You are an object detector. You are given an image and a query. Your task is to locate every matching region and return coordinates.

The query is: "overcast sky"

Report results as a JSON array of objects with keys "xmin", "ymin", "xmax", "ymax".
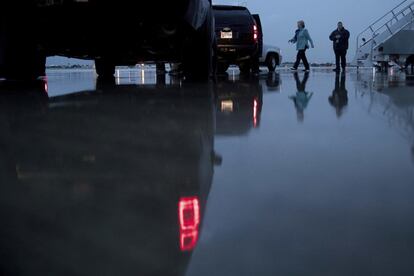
[{"xmin": 213, "ymin": 0, "xmax": 402, "ymax": 62}]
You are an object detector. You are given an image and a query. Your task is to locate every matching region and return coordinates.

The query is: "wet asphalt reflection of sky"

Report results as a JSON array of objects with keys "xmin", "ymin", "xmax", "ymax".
[{"xmin": 190, "ymin": 70, "xmax": 414, "ymax": 276}]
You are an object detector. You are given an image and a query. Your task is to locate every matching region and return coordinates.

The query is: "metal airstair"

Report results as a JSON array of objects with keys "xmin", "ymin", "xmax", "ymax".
[{"xmin": 354, "ymin": 0, "xmax": 414, "ymax": 69}]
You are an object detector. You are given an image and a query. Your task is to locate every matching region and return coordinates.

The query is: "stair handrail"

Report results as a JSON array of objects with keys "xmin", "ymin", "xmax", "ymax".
[
  {"xmin": 360, "ymin": 12, "xmax": 414, "ymax": 68},
  {"xmin": 372, "ymin": 12, "xmax": 414, "ymax": 51},
  {"xmin": 356, "ymin": 0, "xmax": 412, "ymax": 53},
  {"xmin": 371, "ymin": 1, "xmax": 414, "ymax": 43}
]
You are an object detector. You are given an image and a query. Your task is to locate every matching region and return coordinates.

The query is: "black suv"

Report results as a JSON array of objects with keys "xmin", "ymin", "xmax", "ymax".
[
  {"xmin": 213, "ymin": 5, "xmax": 263, "ymax": 74},
  {"xmin": 0, "ymin": 0, "xmax": 214, "ymax": 80}
]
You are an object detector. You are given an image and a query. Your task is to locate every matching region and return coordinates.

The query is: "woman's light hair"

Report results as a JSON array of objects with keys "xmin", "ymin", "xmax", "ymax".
[{"xmin": 298, "ymin": 20, "xmax": 305, "ymax": 28}]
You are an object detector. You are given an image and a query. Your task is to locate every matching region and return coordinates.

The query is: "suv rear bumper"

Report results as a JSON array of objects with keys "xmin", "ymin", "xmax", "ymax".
[{"xmin": 217, "ymin": 44, "xmax": 259, "ymax": 63}]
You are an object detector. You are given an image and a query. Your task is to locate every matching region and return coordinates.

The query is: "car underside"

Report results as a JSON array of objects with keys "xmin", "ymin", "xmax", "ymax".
[{"xmin": 0, "ymin": 0, "xmax": 214, "ymax": 80}]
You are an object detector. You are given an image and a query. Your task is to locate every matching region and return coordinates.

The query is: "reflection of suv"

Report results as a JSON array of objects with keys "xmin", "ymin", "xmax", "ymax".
[
  {"xmin": 0, "ymin": 83, "xmax": 214, "ymax": 274},
  {"xmin": 213, "ymin": 5, "xmax": 263, "ymax": 74},
  {"xmin": 215, "ymin": 76, "xmax": 263, "ymax": 135},
  {"xmin": 0, "ymin": 0, "xmax": 214, "ymax": 80}
]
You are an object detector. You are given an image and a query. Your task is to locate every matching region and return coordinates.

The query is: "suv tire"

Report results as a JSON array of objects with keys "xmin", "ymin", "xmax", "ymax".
[
  {"xmin": 266, "ymin": 53, "xmax": 278, "ymax": 72},
  {"xmin": 239, "ymin": 60, "xmax": 252, "ymax": 74},
  {"xmin": 217, "ymin": 62, "xmax": 229, "ymax": 74},
  {"xmin": 95, "ymin": 58, "xmax": 116, "ymax": 79},
  {"xmin": 0, "ymin": 14, "xmax": 46, "ymax": 80}
]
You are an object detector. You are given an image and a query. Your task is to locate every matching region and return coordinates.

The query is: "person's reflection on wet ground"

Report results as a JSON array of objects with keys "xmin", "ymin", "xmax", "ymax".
[
  {"xmin": 289, "ymin": 72, "xmax": 313, "ymax": 123},
  {"xmin": 329, "ymin": 72, "xmax": 348, "ymax": 118}
]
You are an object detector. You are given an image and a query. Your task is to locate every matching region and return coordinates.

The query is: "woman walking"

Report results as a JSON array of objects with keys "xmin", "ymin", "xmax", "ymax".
[{"xmin": 289, "ymin": 20, "xmax": 314, "ymax": 72}]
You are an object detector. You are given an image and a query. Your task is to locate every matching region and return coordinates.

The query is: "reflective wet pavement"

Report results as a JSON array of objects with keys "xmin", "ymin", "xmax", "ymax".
[{"xmin": 1, "ymin": 68, "xmax": 414, "ymax": 275}]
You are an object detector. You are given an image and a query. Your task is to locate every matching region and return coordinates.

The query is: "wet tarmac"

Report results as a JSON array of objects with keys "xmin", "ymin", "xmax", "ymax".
[{"xmin": 1, "ymin": 68, "xmax": 414, "ymax": 275}]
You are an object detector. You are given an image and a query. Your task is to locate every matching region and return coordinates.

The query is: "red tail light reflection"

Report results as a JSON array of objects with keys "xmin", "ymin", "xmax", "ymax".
[
  {"xmin": 178, "ymin": 197, "xmax": 200, "ymax": 252},
  {"xmin": 253, "ymin": 98, "xmax": 259, "ymax": 128}
]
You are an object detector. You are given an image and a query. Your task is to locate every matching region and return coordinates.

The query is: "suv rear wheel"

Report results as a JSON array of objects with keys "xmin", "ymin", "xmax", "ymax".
[
  {"xmin": 217, "ymin": 62, "xmax": 229, "ymax": 74},
  {"xmin": 95, "ymin": 58, "xmax": 116, "ymax": 79},
  {"xmin": 239, "ymin": 60, "xmax": 252, "ymax": 74},
  {"xmin": 0, "ymin": 15, "xmax": 46, "ymax": 80},
  {"xmin": 266, "ymin": 53, "xmax": 278, "ymax": 72}
]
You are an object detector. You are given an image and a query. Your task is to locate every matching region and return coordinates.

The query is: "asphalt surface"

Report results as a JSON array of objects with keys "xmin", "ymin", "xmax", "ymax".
[{"xmin": 1, "ymin": 68, "xmax": 414, "ymax": 276}]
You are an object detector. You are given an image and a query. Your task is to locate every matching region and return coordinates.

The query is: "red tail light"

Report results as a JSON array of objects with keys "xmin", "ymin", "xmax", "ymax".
[
  {"xmin": 178, "ymin": 197, "xmax": 200, "ymax": 252},
  {"xmin": 253, "ymin": 25, "xmax": 258, "ymax": 42}
]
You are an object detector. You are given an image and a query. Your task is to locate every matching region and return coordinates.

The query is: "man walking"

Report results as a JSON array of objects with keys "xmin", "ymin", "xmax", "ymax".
[{"xmin": 329, "ymin": 22, "xmax": 350, "ymax": 73}]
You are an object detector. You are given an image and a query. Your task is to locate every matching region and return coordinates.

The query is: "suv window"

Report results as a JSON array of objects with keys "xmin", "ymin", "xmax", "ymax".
[{"xmin": 213, "ymin": 7, "xmax": 253, "ymax": 27}]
